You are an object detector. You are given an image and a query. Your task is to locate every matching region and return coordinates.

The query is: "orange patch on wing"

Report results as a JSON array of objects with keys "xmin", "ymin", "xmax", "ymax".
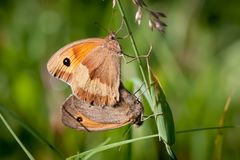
[
  {"xmin": 47, "ymin": 41, "xmax": 101, "ymax": 83},
  {"xmin": 72, "ymin": 42, "xmax": 100, "ymax": 62},
  {"xmin": 75, "ymin": 113, "xmax": 125, "ymax": 131}
]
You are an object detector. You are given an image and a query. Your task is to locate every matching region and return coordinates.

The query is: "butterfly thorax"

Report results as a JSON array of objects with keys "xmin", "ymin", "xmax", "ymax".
[{"xmin": 104, "ymin": 33, "xmax": 122, "ymax": 56}]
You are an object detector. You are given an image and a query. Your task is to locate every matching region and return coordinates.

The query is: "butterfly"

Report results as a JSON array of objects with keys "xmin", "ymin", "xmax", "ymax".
[
  {"xmin": 61, "ymin": 85, "xmax": 143, "ymax": 131},
  {"xmin": 47, "ymin": 33, "xmax": 122, "ymax": 106}
]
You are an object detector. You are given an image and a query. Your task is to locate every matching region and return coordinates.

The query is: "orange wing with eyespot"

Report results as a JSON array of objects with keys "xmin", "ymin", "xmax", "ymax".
[
  {"xmin": 61, "ymin": 93, "xmax": 142, "ymax": 131},
  {"xmin": 47, "ymin": 38, "xmax": 104, "ymax": 84},
  {"xmin": 47, "ymin": 35, "xmax": 121, "ymax": 106},
  {"xmin": 62, "ymin": 107, "xmax": 130, "ymax": 131}
]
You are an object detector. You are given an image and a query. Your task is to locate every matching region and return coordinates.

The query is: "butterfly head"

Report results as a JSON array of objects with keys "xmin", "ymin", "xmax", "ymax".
[
  {"xmin": 105, "ymin": 32, "xmax": 122, "ymax": 56},
  {"xmin": 105, "ymin": 32, "xmax": 117, "ymax": 42}
]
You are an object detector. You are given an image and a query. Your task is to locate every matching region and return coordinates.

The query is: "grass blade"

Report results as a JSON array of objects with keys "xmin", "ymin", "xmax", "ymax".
[
  {"xmin": 82, "ymin": 138, "xmax": 111, "ymax": 160},
  {"xmin": 66, "ymin": 134, "xmax": 159, "ymax": 160},
  {"xmin": 66, "ymin": 124, "xmax": 240, "ymax": 160},
  {"xmin": 0, "ymin": 105, "xmax": 64, "ymax": 159},
  {"xmin": 150, "ymin": 71, "xmax": 176, "ymax": 159},
  {"xmin": 0, "ymin": 113, "xmax": 35, "ymax": 160}
]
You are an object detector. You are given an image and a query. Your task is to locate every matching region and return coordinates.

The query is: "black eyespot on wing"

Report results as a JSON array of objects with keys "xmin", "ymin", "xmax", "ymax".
[
  {"xmin": 63, "ymin": 58, "xmax": 71, "ymax": 67},
  {"xmin": 76, "ymin": 116, "xmax": 83, "ymax": 122}
]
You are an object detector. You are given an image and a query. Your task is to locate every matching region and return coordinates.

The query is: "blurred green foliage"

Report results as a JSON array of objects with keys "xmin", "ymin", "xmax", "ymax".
[{"xmin": 0, "ymin": 0, "xmax": 240, "ymax": 159}]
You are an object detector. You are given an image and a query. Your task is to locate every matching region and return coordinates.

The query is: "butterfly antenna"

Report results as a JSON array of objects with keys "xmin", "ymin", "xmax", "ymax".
[
  {"xmin": 108, "ymin": 6, "xmax": 116, "ymax": 33},
  {"xmin": 116, "ymin": 18, "xmax": 125, "ymax": 35},
  {"xmin": 94, "ymin": 22, "xmax": 108, "ymax": 35},
  {"xmin": 116, "ymin": 19, "xmax": 130, "ymax": 40}
]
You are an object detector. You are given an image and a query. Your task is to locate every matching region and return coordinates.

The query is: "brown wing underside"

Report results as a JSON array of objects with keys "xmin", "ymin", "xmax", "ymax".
[
  {"xmin": 61, "ymin": 87, "xmax": 143, "ymax": 131},
  {"xmin": 82, "ymin": 48, "xmax": 120, "ymax": 86},
  {"xmin": 71, "ymin": 46, "xmax": 120, "ymax": 106}
]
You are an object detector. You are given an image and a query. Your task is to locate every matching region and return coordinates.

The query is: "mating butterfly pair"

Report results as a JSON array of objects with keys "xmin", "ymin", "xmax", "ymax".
[{"xmin": 47, "ymin": 33, "xmax": 143, "ymax": 131}]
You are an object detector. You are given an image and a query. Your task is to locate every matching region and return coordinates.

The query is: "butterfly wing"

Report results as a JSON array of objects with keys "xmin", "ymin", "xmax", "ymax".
[
  {"xmin": 47, "ymin": 35, "xmax": 121, "ymax": 106},
  {"xmin": 47, "ymin": 38, "xmax": 104, "ymax": 84},
  {"xmin": 61, "ymin": 95, "xmax": 131, "ymax": 131},
  {"xmin": 71, "ymin": 44, "xmax": 121, "ymax": 106},
  {"xmin": 61, "ymin": 87, "xmax": 143, "ymax": 131}
]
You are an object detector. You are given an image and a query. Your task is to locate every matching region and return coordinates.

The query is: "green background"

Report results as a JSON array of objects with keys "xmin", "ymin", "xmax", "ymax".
[{"xmin": 0, "ymin": 0, "xmax": 240, "ymax": 159}]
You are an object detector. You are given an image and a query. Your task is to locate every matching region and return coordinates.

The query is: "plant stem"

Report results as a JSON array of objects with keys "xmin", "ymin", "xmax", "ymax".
[
  {"xmin": 67, "ymin": 124, "xmax": 239, "ymax": 159},
  {"xmin": 117, "ymin": 0, "xmax": 166, "ymax": 143},
  {"xmin": 117, "ymin": 0, "xmax": 150, "ymax": 94},
  {"xmin": 176, "ymin": 125, "xmax": 239, "ymax": 134}
]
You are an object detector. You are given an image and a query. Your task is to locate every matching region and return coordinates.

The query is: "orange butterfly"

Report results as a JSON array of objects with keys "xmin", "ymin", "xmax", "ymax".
[{"xmin": 47, "ymin": 33, "xmax": 122, "ymax": 106}]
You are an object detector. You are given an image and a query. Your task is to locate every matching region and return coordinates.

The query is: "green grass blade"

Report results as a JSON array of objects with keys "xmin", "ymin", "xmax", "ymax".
[
  {"xmin": 82, "ymin": 138, "xmax": 111, "ymax": 160},
  {"xmin": 0, "ymin": 105, "xmax": 64, "ymax": 159},
  {"xmin": 176, "ymin": 125, "xmax": 240, "ymax": 134},
  {"xmin": 131, "ymin": 78, "xmax": 152, "ymax": 105},
  {"xmin": 150, "ymin": 74, "xmax": 176, "ymax": 159},
  {"xmin": 0, "ymin": 113, "xmax": 35, "ymax": 160},
  {"xmin": 165, "ymin": 144, "xmax": 177, "ymax": 160},
  {"xmin": 151, "ymin": 75, "xmax": 175, "ymax": 146},
  {"xmin": 65, "ymin": 124, "xmax": 239, "ymax": 160},
  {"xmin": 155, "ymin": 97, "xmax": 175, "ymax": 145},
  {"xmin": 66, "ymin": 134, "xmax": 159, "ymax": 160}
]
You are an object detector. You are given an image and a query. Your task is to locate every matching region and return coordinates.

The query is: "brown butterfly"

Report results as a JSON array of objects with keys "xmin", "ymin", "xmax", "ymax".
[
  {"xmin": 47, "ymin": 33, "xmax": 122, "ymax": 106},
  {"xmin": 62, "ymin": 86, "xmax": 143, "ymax": 131}
]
